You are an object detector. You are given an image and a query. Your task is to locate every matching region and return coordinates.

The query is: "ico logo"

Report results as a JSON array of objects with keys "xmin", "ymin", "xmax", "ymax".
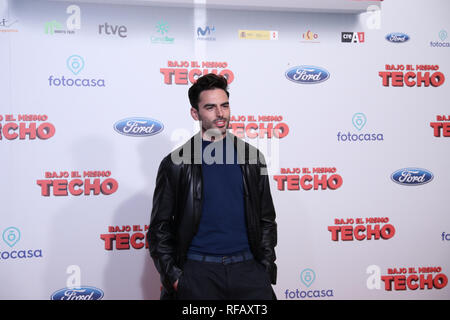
[{"xmin": 284, "ymin": 269, "xmax": 334, "ymax": 299}]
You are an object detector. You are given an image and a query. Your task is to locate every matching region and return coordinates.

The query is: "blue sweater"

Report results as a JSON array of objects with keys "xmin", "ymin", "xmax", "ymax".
[{"xmin": 188, "ymin": 137, "xmax": 250, "ymax": 255}]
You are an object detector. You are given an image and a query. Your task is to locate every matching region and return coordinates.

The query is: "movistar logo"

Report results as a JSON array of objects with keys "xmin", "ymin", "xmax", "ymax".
[{"xmin": 197, "ymin": 25, "xmax": 216, "ymax": 41}]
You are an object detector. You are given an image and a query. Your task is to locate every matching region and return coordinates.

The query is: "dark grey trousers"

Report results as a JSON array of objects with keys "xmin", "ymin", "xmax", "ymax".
[{"xmin": 176, "ymin": 258, "xmax": 275, "ymax": 300}]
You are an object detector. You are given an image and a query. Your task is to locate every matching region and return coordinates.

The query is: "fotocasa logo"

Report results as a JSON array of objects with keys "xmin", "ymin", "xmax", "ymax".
[
  {"xmin": 48, "ymin": 55, "xmax": 106, "ymax": 88},
  {"xmin": 284, "ymin": 268, "xmax": 334, "ymax": 299},
  {"xmin": 1, "ymin": 227, "xmax": 43, "ymax": 261}
]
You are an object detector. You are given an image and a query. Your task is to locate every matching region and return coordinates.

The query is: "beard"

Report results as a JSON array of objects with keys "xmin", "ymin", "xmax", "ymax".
[{"xmin": 199, "ymin": 116, "xmax": 229, "ymax": 140}]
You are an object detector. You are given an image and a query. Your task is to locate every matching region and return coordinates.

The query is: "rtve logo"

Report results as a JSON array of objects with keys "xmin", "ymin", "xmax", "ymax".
[{"xmin": 98, "ymin": 22, "xmax": 127, "ymax": 38}]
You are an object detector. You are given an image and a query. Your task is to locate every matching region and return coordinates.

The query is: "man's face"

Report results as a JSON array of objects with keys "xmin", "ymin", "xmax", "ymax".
[{"xmin": 190, "ymin": 88, "xmax": 230, "ymax": 140}]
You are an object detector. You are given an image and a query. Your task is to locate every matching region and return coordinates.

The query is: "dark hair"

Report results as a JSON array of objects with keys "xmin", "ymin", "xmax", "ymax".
[{"xmin": 188, "ymin": 73, "xmax": 229, "ymax": 110}]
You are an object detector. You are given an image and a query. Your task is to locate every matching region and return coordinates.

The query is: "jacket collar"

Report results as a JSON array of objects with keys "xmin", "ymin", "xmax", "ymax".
[{"xmin": 172, "ymin": 131, "xmax": 261, "ymax": 165}]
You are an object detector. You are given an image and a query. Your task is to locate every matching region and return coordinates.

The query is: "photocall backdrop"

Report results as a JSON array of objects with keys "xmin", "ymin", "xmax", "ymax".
[{"xmin": 1, "ymin": 0, "xmax": 449, "ymax": 300}]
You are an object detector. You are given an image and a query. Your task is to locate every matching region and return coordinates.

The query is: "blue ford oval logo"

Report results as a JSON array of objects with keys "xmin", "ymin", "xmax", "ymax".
[
  {"xmin": 391, "ymin": 168, "xmax": 433, "ymax": 186},
  {"xmin": 385, "ymin": 32, "xmax": 410, "ymax": 43},
  {"xmin": 285, "ymin": 65, "xmax": 330, "ymax": 84},
  {"xmin": 50, "ymin": 286, "xmax": 104, "ymax": 300},
  {"xmin": 114, "ymin": 117, "xmax": 164, "ymax": 137}
]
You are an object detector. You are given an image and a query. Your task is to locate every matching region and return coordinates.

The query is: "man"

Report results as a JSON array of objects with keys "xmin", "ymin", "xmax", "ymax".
[{"xmin": 148, "ymin": 73, "xmax": 277, "ymax": 300}]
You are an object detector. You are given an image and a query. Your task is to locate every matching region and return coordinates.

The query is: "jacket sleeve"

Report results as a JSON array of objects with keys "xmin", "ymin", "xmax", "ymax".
[
  {"xmin": 148, "ymin": 156, "xmax": 182, "ymax": 293},
  {"xmin": 257, "ymin": 152, "xmax": 278, "ymax": 285}
]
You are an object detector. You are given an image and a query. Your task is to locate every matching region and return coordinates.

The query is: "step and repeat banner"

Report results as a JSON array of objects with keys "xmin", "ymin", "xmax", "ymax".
[{"xmin": 1, "ymin": 0, "xmax": 449, "ymax": 300}]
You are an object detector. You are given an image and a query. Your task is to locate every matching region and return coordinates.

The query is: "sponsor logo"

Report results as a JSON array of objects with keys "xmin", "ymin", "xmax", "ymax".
[
  {"xmin": 0, "ymin": 114, "xmax": 55, "ymax": 141},
  {"xmin": 48, "ymin": 55, "xmax": 106, "ymax": 87},
  {"xmin": 328, "ymin": 217, "xmax": 395, "ymax": 241},
  {"xmin": 0, "ymin": 17, "xmax": 18, "ymax": 32},
  {"xmin": 337, "ymin": 113, "xmax": 384, "ymax": 142},
  {"xmin": 285, "ymin": 66, "xmax": 330, "ymax": 84},
  {"xmin": 197, "ymin": 26, "xmax": 216, "ymax": 41},
  {"xmin": 301, "ymin": 30, "xmax": 319, "ymax": 43},
  {"xmin": 379, "ymin": 64, "xmax": 445, "ymax": 87},
  {"xmin": 45, "ymin": 5, "xmax": 81, "ymax": 35},
  {"xmin": 113, "ymin": 117, "xmax": 164, "ymax": 137},
  {"xmin": 391, "ymin": 168, "xmax": 433, "ymax": 186},
  {"xmin": 0, "ymin": 227, "xmax": 43, "ymax": 261},
  {"xmin": 151, "ymin": 20, "xmax": 174, "ymax": 44},
  {"xmin": 430, "ymin": 30, "xmax": 449, "ymax": 48},
  {"xmin": 366, "ymin": 4, "xmax": 381, "ymax": 30},
  {"xmin": 2, "ymin": 227, "xmax": 20, "ymax": 248},
  {"xmin": 238, "ymin": 30, "xmax": 278, "ymax": 40},
  {"xmin": 160, "ymin": 59, "xmax": 234, "ymax": 85},
  {"xmin": 36, "ymin": 170, "xmax": 119, "ymax": 196},
  {"xmin": 367, "ymin": 265, "xmax": 448, "ymax": 291},
  {"xmin": 273, "ymin": 167, "xmax": 343, "ymax": 191},
  {"xmin": 100, "ymin": 225, "xmax": 149, "ymax": 250},
  {"xmin": 229, "ymin": 114, "xmax": 289, "ymax": 139},
  {"xmin": 285, "ymin": 269, "xmax": 334, "ymax": 299},
  {"xmin": 98, "ymin": 22, "xmax": 127, "ymax": 38},
  {"xmin": 385, "ymin": 32, "xmax": 409, "ymax": 43},
  {"xmin": 67, "ymin": 54, "xmax": 84, "ymax": 75},
  {"xmin": 430, "ymin": 115, "xmax": 450, "ymax": 137},
  {"xmin": 341, "ymin": 32, "xmax": 365, "ymax": 43},
  {"xmin": 51, "ymin": 286, "xmax": 104, "ymax": 300},
  {"xmin": 442, "ymin": 232, "xmax": 450, "ymax": 241}
]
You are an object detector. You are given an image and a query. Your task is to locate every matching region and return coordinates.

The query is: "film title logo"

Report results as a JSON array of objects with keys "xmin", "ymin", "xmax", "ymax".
[
  {"xmin": 160, "ymin": 60, "xmax": 234, "ymax": 85},
  {"xmin": 328, "ymin": 217, "xmax": 395, "ymax": 241},
  {"xmin": 273, "ymin": 167, "xmax": 343, "ymax": 191},
  {"xmin": 229, "ymin": 115, "xmax": 289, "ymax": 139},
  {"xmin": 367, "ymin": 265, "xmax": 448, "ymax": 291},
  {"xmin": 100, "ymin": 225, "xmax": 149, "ymax": 250},
  {"xmin": 379, "ymin": 64, "xmax": 445, "ymax": 87},
  {"xmin": 0, "ymin": 114, "xmax": 55, "ymax": 141},
  {"xmin": 36, "ymin": 171, "xmax": 118, "ymax": 197},
  {"xmin": 430, "ymin": 115, "xmax": 450, "ymax": 137}
]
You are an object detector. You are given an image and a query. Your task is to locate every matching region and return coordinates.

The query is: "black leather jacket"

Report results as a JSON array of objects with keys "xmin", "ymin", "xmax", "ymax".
[{"xmin": 148, "ymin": 132, "xmax": 277, "ymax": 299}]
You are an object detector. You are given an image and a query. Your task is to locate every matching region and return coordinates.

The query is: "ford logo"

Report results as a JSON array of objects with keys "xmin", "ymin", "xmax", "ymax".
[
  {"xmin": 114, "ymin": 117, "xmax": 164, "ymax": 137},
  {"xmin": 285, "ymin": 65, "xmax": 330, "ymax": 84},
  {"xmin": 50, "ymin": 286, "xmax": 104, "ymax": 300},
  {"xmin": 391, "ymin": 168, "xmax": 433, "ymax": 186},
  {"xmin": 386, "ymin": 32, "xmax": 410, "ymax": 43}
]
